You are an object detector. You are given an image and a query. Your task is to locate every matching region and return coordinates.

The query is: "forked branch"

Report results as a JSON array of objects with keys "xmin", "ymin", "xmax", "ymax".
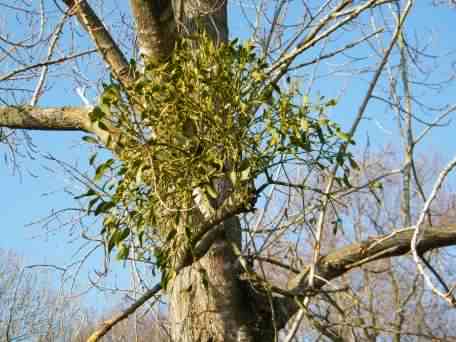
[{"xmin": 273, "ymin": 225, "xmax": 456, "ymax": 329}]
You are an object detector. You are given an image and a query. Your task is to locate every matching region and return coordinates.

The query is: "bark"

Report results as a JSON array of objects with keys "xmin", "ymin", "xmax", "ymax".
[
  {"xmin": 0, "ymin": 105, "xmax": 114, "ymax": 144},
  {"xmin": 129, "ymin": 0, "xmax": 176, "ymax": 61},
  {"xmin": 169, "ymin": 216, "xmax": 252, "ymax": 342},
  {"xmin": 0, "ymin": 106, "xmax": 90, "ymax": 132}
]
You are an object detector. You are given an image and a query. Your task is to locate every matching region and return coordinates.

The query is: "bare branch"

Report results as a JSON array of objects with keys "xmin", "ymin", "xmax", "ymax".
[
  {"xmin": 307, "ymin": 0, "xmax": 412, "ymax": 302},
  {"xmin": 86, "ymin": 283, "xmax": 161, "ymax": 342},
  {"xmin": 270, "ymin": 0, "xmax": 390, "ymax": 79},
  {"xmin": 274, "ymin": 225, "xmax": 456, "ymax": 329},
  {"xmin": 62, "ymin": 0, "xmax": 131, "ymax": 85},
  {"xmin": 0, "ymin": 106, "xmax": 91, "ymax": 132},
  {"xmin": 288, "ymin": 28, "xmax": 384, "ymax": 71},
  {"xmin": 412, "ymin": 154, "xmax": 456, "ymax": 306}
]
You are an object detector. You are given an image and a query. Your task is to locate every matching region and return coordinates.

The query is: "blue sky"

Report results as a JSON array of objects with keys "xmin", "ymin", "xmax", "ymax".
[{"xmin": 1, "ymin": 1, "xmax": 456, "ymax": 312}]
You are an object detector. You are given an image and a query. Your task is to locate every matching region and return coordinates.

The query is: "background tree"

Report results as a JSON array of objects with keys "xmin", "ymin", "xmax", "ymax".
[
  {"xmin": 0, "ymin": 249, "xmax": 91, "ymax": 341},
  {"xmin": 2, "ymin": 1, "xmax": 456, "ymax": 341}
]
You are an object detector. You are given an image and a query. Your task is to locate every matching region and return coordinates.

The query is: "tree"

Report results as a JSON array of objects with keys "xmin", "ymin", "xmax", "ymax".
[
  {"xmin": 2, "ymin": 1, "xmax": 456, "ymax": 341},
  {"xmin": 0, "ymin": 249, "xmax": 91, "ymax": 341}
]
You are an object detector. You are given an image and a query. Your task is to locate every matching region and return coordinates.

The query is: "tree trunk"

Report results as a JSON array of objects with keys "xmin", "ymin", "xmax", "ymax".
[
  {"xmin": 167, "ymin": 215, "xmax": 278, "ymax": 342},
  {"xmin": 169, "ymin": 217, "xmax": 251, "ymax": 342},
  {"xmin": 165, "ymin": 2, "xmax": 273, "ymax": 341}
]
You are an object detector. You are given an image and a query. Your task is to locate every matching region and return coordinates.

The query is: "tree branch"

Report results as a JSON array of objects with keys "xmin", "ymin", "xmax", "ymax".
[
  {"xmin": 62, "ymin": 0, "xmax": 131, "ymax": 86},
  {"xmin": 0, "ymin": 106, "xmax": 113, "ymax": 145},
  {"xmin": 269, "ymin": 0, "xmax": 392, "ymax": 85},
  {"xmin": 86, "ymin": 283, "xmax": 161, "ymax": 342},
  {"xmin": 0, "ymin": 49, "xmax": 96, "ymax": 82},
  {"xmin": 175, "ymin": 0, "xmax": 229, "ymax": 43},
  {"xmin": 0, "ymin": 106, "xmax": 91, "ymax": 132},
  {"xmin": 272, "ymin": 225, "xmax": 456, "ymax": 329}
]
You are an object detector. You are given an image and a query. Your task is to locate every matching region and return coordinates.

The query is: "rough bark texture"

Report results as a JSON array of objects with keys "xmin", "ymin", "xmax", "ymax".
[{"xmin": 169, "ymin": 217, "xmax": 252, "ymax": 342}]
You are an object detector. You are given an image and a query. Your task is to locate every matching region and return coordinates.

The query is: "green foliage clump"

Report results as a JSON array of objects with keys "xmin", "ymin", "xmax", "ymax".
[{"xmin": 80, "ymin": 34, "xmax": 356, "ymax": 263}]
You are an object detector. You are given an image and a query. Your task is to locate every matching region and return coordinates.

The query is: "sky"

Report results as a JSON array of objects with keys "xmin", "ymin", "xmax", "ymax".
[{"xmin": 1, "ymin": 0, "xmax": 456, "ymax": 314}]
